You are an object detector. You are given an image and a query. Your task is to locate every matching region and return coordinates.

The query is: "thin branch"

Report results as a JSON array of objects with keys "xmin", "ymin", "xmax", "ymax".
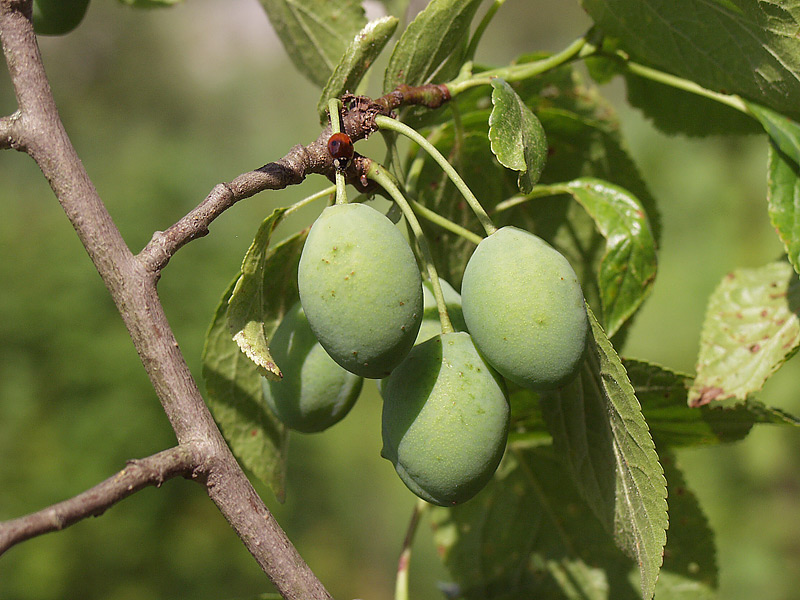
[
  {"xmin": 137, "ymin": 84, "xmax": 454, "ymax": 274},
  {"xmin": 0, "ymin": 444, "xmax": 201, "ymax": 557}
]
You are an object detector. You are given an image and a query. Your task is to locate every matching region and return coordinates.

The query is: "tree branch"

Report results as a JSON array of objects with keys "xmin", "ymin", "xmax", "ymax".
[
  {"xmin": 0, "ymin": 445, "xmax": 200, "ymax": 557},
  {"xmin": 0, "ymin": 112, "xmax": 20, "ymax": 149},
  {"xmin": 137, "ymin": 86, "xmax": 452, "ymax": 274},
  {"xmin": 0, "ymin": 3, "xmax": 332, "ymax": 598}
]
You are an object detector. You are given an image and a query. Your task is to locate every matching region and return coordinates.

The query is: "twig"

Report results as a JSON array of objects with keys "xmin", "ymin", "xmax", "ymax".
[
  {"xmin": 0, "ymin": 444, "xmax": 200, "ymax": 557},
  {"xmin": 395, "ymin": 499, "xmax": 428, "ymax": 600}
]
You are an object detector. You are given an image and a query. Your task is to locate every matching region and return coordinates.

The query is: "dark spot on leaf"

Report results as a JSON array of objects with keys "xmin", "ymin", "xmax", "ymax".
[
  {"xmin": 690, "ymin": 386, "xmax": 726, "ymax": 407},
  {"xmin": 750, "ymin": 344, "xmax": 761, "ymax": 353}
]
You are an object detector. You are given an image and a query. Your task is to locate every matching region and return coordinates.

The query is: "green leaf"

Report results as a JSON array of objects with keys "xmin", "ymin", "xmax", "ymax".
[
  {"xmin": 540, "ymin": 308, "xmax": 667, "ymax": 600},
  {"xmin": 316, "ymin": 16, "xmax": 399, "ymax": 123},
  {"xmin": 655, "ymin": 454, "xmax": 718, "ymax": 599},
  {"xmin": 201, "ymin": 279, "xmax": 289, "ymax": 502},
  {"xmin": 626, "ymin": 359, "xmax": 757, "ymax": 447},
  {"xmin": 430, "ymin": 446, "xmax": 637, "ymax": 600},
  {"xmin": 746, "ymin": 101, "xmax": 800, "ymax": 166},
  {"xmin": 768, "ymin": 144, "xmax": 800, "ymax": 275},
  {"xmin": 383, "ymin": 0, "xmax": 484, "ymax": 93},
  {"xmin": 581, "ymin": 0, "xmax": 800, "ymax": 120},
  {"xmin": 624, "ymin": 73, "xmax": 760, "ymax": 137},
  {"xmin": 257, "ymin": 0, "xmax": 366, "ymax": 88},
  {"xmin": 689, "ymin": 261, "xmax": 800, "ymax": 406},
  {"xmin": 411, "ymin": 62, "xmax": 660, "ymax": 320},
  {"xmin": 555, "ymin": 178, "xmax": 657, "ymax": 338},
  {"xmin": 488, "ymin": 79, "xmax": 547, "ymax": 193},
  {"xmin": 227, "ymin": 209, "xmax": 294, "ymax": 380},
  {"xmin": 430, "ymin": 448, "xmax": 718, "ymax": 600}
]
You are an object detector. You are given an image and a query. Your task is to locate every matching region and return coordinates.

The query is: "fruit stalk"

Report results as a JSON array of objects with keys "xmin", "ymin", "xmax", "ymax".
[
  {"xmin": 374, "ymin": 115, "xmax": 497, "ymax": 236},
  {"xmin": 366, "ymin": 161, "xmax": 454, "ymax": 335},
  {"xmin": 328, "ymin": 98, "xmax": 348, "ymax": 205},
  {"xmin": 394, "ymin": 499, "xmax": 428, "ymax": 600}
]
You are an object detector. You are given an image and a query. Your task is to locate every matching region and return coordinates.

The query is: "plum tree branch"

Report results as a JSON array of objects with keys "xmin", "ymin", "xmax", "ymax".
[
  {"xmin": 137, "ymin": 87, "xmax": 455, "ymax": 274},
  {"xmin": 0, "ymin": 445, "xmax": 201, "ymax": 557},
  {"xmin": 0, "ymin": 2, "xmax": 332, "ymax": 598}
]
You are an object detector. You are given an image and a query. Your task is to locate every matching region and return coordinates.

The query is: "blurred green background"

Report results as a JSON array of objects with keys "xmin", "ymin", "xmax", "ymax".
[{"xmin": 1, "ymin": 1, "xmax": 799, "ymax": 599}]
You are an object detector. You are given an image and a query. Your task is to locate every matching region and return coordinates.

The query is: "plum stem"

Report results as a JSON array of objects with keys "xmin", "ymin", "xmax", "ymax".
[
  {"xmin": 375, "ymin": 115, "xmax": 497, "ymax": 236},
  {"xmin": 395, "ymin": 499, "xmax": 428, "ymax": 600},
  {"xmin": 366, "ymin": 162, "xmax": 455, "ymax": 334},
  {"xmin": 283, "ymin": 185, "xmax": 336, "ymax": 218},
  {"xmin": 328, "ymin": 98, "xmax": 348, "ymax": 205}
]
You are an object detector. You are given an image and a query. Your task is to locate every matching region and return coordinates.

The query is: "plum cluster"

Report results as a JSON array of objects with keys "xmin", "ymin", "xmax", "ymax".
[{"xmin": 266, "ymin": 203, "xmax": 589, "ymax": 505}]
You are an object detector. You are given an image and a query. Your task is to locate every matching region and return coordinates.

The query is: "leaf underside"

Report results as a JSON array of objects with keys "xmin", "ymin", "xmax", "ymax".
[
  {"xmin": 689, "ymin": 261, "xmax": 800, "ymax": 406},
  {"xmin": 202, "ymin": 279, "xmax": 289, "ymax": 502},
  {"xmin": 488, "ymin": 78, "xmax": 547, "ymax": 193}
]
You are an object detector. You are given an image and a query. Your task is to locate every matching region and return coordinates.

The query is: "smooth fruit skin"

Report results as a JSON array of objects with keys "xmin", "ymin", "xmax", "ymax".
[
  {"xmin": 414, "ymin": 278, "xmax": 466, "ymax": 345},
  {"xmin": 298, "ymin": 203, "xmax": 423, "ymax": 379},
  {"xmin": 381, "ymin": 332, "xmax": 509, "ymax": 506},
  {"xmin": 460, "ymin": 226, "xmax": 588, "ymax": 391},
  {"xmin": 33, "ymin": 0, "xmax": 90, "ymax": 36},
  {"xmin": 262, "ymin": 302, "xmax": 362, "ymax": 433}
]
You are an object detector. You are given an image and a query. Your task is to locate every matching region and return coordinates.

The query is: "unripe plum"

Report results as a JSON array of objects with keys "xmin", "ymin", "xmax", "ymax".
[
  {"xmin": 460, "ymin": 226, "xmax": 588, "ymax": 391},
  {"xmin": 381, "ymin": 332, "xmax": 509, "ymax": 506},
  {"xmin": 414, "ymin": 278, "xmax": 466, "ymax": 345},
  {"xmin": 298, "ymin": 203, "xmax": 423, "ymax": 378},
  {"xmin": 33, "ymin": 0, "xmax": 90, "ymax": 36},
  {"xmin": 262, "ymin": 302, "xmax": 362, "ymax": 433}
]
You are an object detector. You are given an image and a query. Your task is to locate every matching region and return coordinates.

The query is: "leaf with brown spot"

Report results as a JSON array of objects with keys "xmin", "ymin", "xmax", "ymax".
[{"xmin": 689, "ymin": 261, "xmax": 800, "ymax": 406}]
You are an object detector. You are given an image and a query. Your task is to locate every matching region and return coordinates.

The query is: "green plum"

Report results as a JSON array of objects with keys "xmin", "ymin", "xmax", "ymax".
[
  {"xmin": 262, "ymin": 302, "xmax": 362, "ymax": 433},
  {"xmin": 414, "ymin": 278, "xmax": 466, "ymax": 345},
  {"xmin": 33, "ymin": 0, "xmax": 90, "ymax": 35},
  {"xmin": 381, "ymin": 332, "xmax": 509, "ymax": 506},
  {"xmin": 460, "ymin": 226, "xmax": 588, "ymax": 391},
  {"xmin": 298, "ymin": 203, "xmax": 423, "ymax": 379}
]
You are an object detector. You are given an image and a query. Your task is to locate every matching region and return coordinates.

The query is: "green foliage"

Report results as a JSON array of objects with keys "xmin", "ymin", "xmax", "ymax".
[
  {"xmin": 316, "ymin": 16, "xmax": 398, "ymax": 122},
  {"xmin": 261, "ymin": 301, "xmax": 362, "ymax": 433},
  {"xmin": 383, "ymin": 0, "xmax": 484, "ymax": 93},
  {"xmin": 540, "ymin": 310, "xmax": 667, "ymax": 600},
  {"xmin": 10, "ymin": 1, "xmax": 800, "ymax": 598},
  {"xmin": 32, "ymin": 0, "xmax": 90, "ymax": 35},
  {"xmin": 488, "ymin": 78, "xmax": 547, "ymax": 193},
  {"xmin": 461, "ymin": 226, "xmax": 589, "ymax": 391},
  {"xmin": 380, "ymin": 332, "xmax": 509, "ymax": 506},
  {"xmin": 203, "ymin": 278, "xmax": 290, "ymax": 502},
  {"xmin": 193, "ymin": 1, "xmax": 800, "ymax": 597},
  {"xmin": 227, "ymin": 208, "xmax": 292, "ymax": 380},
  {"xmin": 580, "ymin": 0, "xmax": 800, "ymax": 120},
  {"xmin": 257, "ymin": 0, "xmax": 367, "ymax": 88},
  {"xmin": 689, "ymin": 261, "xmax": 800, "ymax": 406},
  {"xmin": 622, "ymin": 73, "xmax": 761, "ymax": 137},
  {"xmin": 554, "ymin": 178, "xmax": 657, "ymax": 337},
  {"xmin": 297, "ymin": 203, "xmax": 423, "ymax": 378}
]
